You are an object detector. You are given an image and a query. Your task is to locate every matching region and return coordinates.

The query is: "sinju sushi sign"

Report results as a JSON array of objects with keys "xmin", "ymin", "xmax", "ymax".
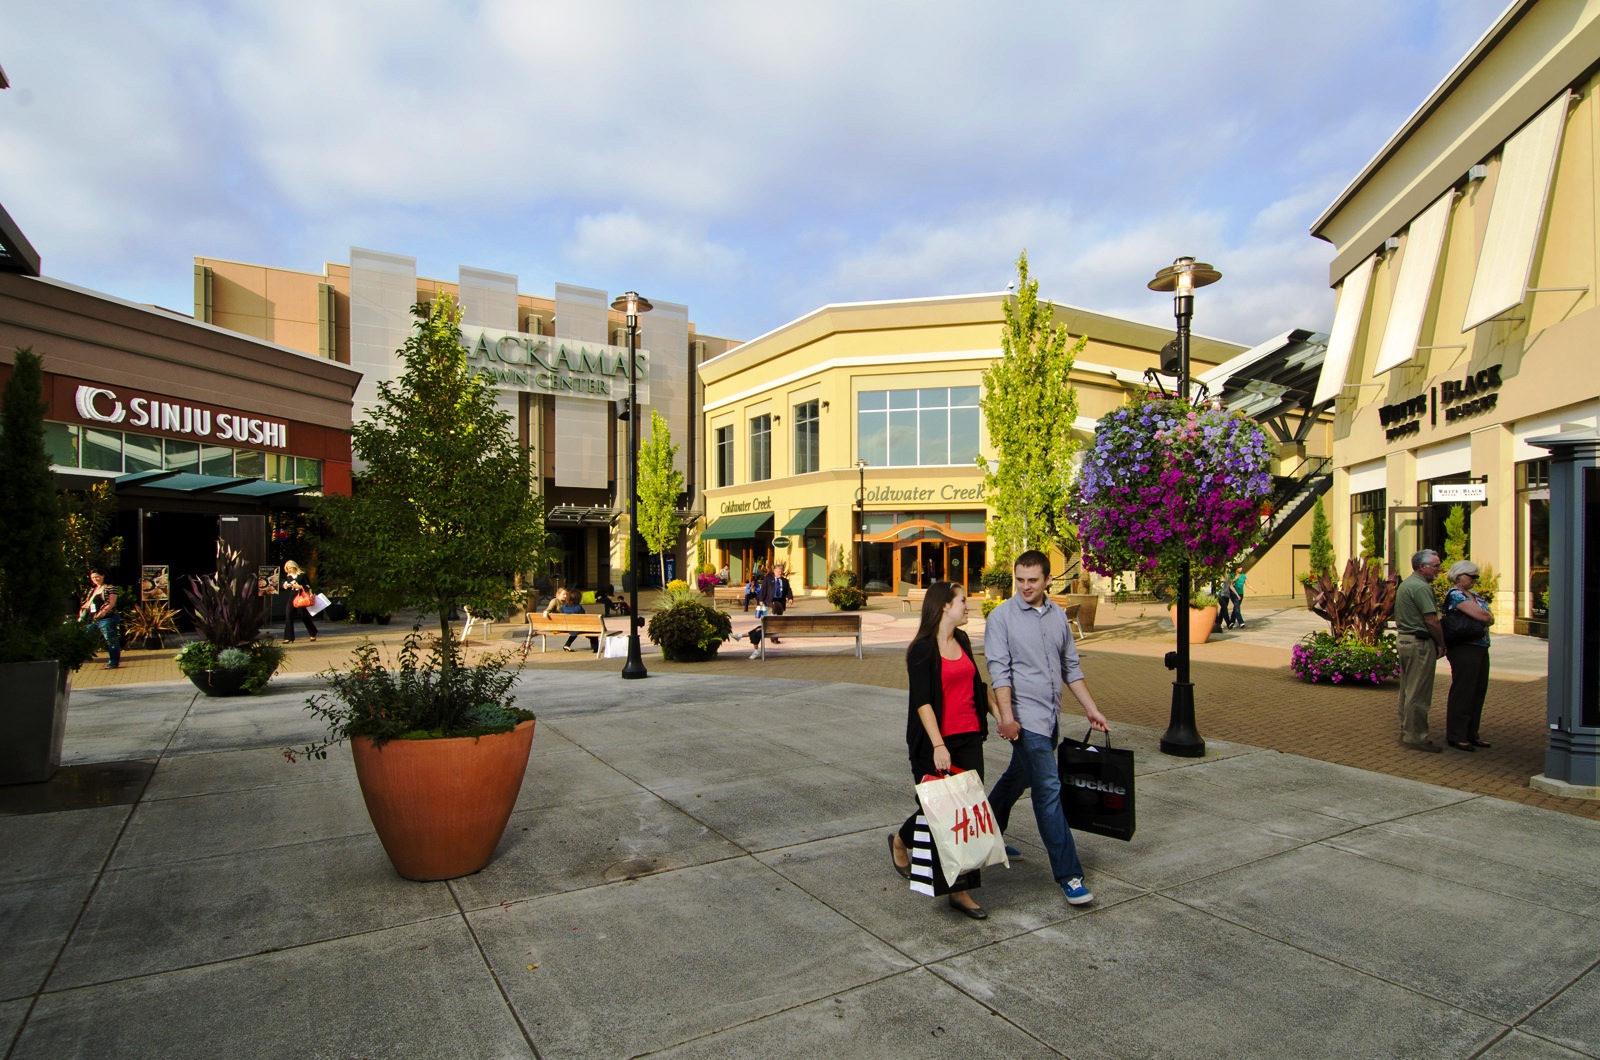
[{"xmin": 460, "ymin": 326, "xmax": 650, "ymax": 403}]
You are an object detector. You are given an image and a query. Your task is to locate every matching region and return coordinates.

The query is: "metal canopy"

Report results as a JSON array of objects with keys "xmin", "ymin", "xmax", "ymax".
[
  {"xmin": 1195, "ymin": 327, "xmax": 1332, "ymax": 443},
  {"xmin": 0, "ymin": 201, "xmax": 42, "ymax": 277},
  {"xmin": 114, "ymin": 470, "xmax": 308, "ymax": 501},
  {"xmin": 700, "ymin": 512, "xmax": 774, "ymax": 540},
  {"xmin": 778, "ymin": 505, "xmax": 827, "ymax": 536}
]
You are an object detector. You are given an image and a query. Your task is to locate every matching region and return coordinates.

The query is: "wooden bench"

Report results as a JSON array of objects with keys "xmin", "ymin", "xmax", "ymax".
[
  {"xmin": 758, "ymin": 613, "xmax": 863, "ymax": 659},
  {"xmin": 901, "ymin": 587, "xmax": 928, "ymax": 612},
  {"xmin": 711, "ymin": 586, "xmax": 746, "ymax": 610},
  {"xmin": 525, "ymin": 612, "xmax": 612, "ymax": 654},
  {"xmin": 1046, "ymin": 595, "xmax": 1086, "ymax": 638}
]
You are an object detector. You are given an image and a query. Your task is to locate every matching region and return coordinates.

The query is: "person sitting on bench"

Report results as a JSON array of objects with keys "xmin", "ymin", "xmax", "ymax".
[
  {"xmin": 742, "ymin": 569, "xmax": 763, "ymax": 612},
  {"xmin": 544, "ymin": 588, "xmax": 599, "ymax": 652}
]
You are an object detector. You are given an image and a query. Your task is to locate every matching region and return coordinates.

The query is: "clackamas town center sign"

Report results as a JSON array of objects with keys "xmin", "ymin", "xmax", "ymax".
[{"xmin": 461, "ymin": 326, "xmax": 649, "ymax": 403}]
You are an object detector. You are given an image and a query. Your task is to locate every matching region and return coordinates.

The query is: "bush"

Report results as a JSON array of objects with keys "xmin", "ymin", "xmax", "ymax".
[
  {"xmin": 647, "ymin": 599, "xmax": 732, "ymax": 660},
  {"xmin": 1290, "ymin": 631, "xmax": 1400, "ymax": 685},
  {"xmin": 981, "ymin": 596, "xmax": 1002, "ymax": 618},
  {"xmin": 980, "ymin": 563, "xmax": 1013, "ymax": 597},
  {"xmin": 175, "ymin": 639, "xmax": 288, "ymax": 694},
  {"xmin": 827, "ymin": 584, "xmax": 867, "ymax": 611}
]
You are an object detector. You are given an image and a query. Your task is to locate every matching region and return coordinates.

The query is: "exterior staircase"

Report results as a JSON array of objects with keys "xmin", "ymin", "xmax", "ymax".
[{"xmin": 1241, "ymin": 456, "xmax": 1331, "ymax": 573}]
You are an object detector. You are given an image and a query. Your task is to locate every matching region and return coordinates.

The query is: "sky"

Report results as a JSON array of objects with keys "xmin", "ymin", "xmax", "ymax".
[{"xmin": 3, "ymin": 0, "xmax": 1512, "ymax": 348}]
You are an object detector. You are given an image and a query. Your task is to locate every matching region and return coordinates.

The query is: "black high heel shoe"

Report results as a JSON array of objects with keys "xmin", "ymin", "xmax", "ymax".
[{"xmin": 887, "ymin": 834, "xmax": 911, "ymax": 879}]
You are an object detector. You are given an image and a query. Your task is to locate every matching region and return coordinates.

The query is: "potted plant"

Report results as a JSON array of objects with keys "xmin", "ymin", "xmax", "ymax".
[
  {"xmin": 826, "ymin": 565, "xmax": 867, "ymax": 611},
  {"xmin": 1166, "ymin": 589, "xmax": 1221, "ymax": 644},
  {"xmin": 647, "ymin": 582, "xmax": 733, "ymax": 660},
  {"xmin": 979, "ymin": 562, "xmax": 1013, "ymax": 600},
  {"xmin": 1069, "ymin": 396, "xmax": 1273, "ymax": 609},
  {"xmin": 1305, "ymin": 496, "xmax": 1335, "ymax": 608},
  {"xmin": 300, "ymin": 296, "xmax": 551, "ymax": 881},
  {"xmin": 124, "ymin": 599, "xmax": 180, "ymax": 650},
  {"xmin": 0, "ymin": 348, "xmax": 101, "ymax": 784},
  {"xmin": 176, "ymin": 543, "xmax": 287, "ymax": 696},
  {"xmin": 1295, "ymin": 558, "xmax": 1403, "ymax": 685}
]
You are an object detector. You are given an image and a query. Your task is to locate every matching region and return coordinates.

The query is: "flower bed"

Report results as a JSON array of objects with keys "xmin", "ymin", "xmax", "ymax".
[{"xmin": 1290, "ymin": 631, "xmax": 1400, "ymax": 685}]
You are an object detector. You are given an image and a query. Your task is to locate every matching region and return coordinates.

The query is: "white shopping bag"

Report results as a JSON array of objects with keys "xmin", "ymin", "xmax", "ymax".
[
  {"xmin": 602, "ymin": 633, "xmax": 629, "ymax": 659},
  {"xmin": 307, "ymin": 593, "xmax": 332, "ymax": 616},
  {"xmin": 755, "ymin": 602, "xmax": 768, "ymax": 619},
  {"xmin": 913, "ymin": 768, "xmax": 1010, "ymax": 886}
]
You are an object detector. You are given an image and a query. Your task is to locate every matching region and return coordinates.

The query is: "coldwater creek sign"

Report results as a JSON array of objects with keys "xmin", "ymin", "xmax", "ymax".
[{"xmin": 461, "ymin": 327, "xmax": 649, "ymax": 403}]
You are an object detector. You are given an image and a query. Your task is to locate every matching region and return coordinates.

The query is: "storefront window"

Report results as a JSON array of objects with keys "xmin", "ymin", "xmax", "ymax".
[
  {"xmin": 793, "ymin": 400, "xmax": 819, "ymax": 475},
  {"xmin": 82, "ymin": 427, "xmax": 123, "ymax": 472},
  {"xmin": 200, "ymin": 444, "xmax": 234, "ymax": 477},
  {"xmin": 124, "ymin": 433, "xmax": 162, "ymax": 473},
  {"xmin": 234, "ymin": 450, "xmax": 265, "ymax": 478},
  {"xmin": 43, "ymin": 422, "xmax": 79, "ymax": 468},
  {"xmin": 1518, "ymin": 460, "xmax": 1549, "ymax": 622},
  {"xmin": 1351, "ymin": 489, "xmax": 1386, "ymax": 565},
  {"xmin": 163, "ymin": 439, "xmax": 199, "ymax": 473},
  {"xmin": 857, "ymin": 386, "xmax": 981, "ymax": 467},
  {"xmin": 265, "ymin": 453, "xmax": 292, "ymax": 482},
  {"xmin": 294, "ymin": 458, "xmax": 323, "ymax": 488}
]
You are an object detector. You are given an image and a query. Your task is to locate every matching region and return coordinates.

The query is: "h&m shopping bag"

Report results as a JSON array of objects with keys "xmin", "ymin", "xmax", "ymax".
[
  {"xmin": 913, "ymin": 768, "xmax": 1010, "ymax": 887},
  {"xmin": 602, "ymin": 633, "xmax": 629, "ymax": 659},
  {"xmin": 1056, "ymin": 728, "xmax": 1136, "ymax": 841},
  {"xmin": 307, "ymin": 593, "xmax": 332, "ymax": 617}
]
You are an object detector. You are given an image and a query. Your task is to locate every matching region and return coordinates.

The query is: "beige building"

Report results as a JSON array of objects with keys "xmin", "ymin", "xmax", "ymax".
[
  {"xmin": 194, "ymin": 251, "xmax": 738, "ymax": 590},
  {"xmin": 696, "ymin": 293, "xmax": 1326, "ymax": 598},
  {"xmin": 1311, "ymin": 0, "xmax": 1600, "ymax": 636}
]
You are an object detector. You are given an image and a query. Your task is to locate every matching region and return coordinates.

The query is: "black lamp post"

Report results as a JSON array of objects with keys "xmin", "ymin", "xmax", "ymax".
[
  {"xmin": 1146, "ymin": 256, "xmax": 1221, "ymax": 757},
  {"xmin": 854, "ymin": 459, "xmax": 868, "ymax": 586},
  {"xmin": 610, "ymin": 291, "xmax": 652, "ymax": 680}
]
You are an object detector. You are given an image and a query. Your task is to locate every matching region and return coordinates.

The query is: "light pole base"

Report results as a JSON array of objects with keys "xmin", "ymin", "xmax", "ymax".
[
  {"xmin": 1159, "ymin": 680, "xmax": 1205, "ymax": 757},
  {"xmin": 621, "ymin": 631, "xmax": 648, "ymax": 680}
]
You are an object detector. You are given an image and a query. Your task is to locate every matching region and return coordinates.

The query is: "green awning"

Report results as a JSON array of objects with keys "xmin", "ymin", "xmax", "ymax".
[
  {"xmin": 778, "ymin": 505, "xmax": 827, "ymax": 536},
  {"xmin": 700, "ymin": 512, "xmax": 773, "ymax": 540}
]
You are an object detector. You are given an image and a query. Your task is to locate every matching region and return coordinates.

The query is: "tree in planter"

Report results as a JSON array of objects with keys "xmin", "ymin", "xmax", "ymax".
[
  {"xmin": 1303, "ymin": 496, "xmax": 1335, "ymax": 589},
  {"xmin": 317, "ymin": 297, "xmax": 550, "ymax": 673},
  {"xmin": 0, "ymin": 348, "xmax": 98, "ymax": 669},
  {"xmin": 977, "ymin": 251, "xmax": 1086, "ymax": 562},
  {"xmin": 1432, "ymin": 504, "xmax": 1499, "ymax": 606},
  {"xmin": 637, "ymin": 408, "xmax": 684, "ymax": 586}
]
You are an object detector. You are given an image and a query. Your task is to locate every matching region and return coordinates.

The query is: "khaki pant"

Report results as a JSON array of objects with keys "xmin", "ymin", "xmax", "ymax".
[{"xmin": 1397, "ymin": 636, "xmax": 1438, "ymax": 744}]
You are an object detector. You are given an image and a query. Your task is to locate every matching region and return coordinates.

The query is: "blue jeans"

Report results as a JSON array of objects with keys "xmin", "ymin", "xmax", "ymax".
[
  {"xmin": 988, "ymin": 727, "xmax": 1084, "ymax": 884},
  {"xmin": 92, "ymin": 614, "xmax": 121, "ymax": 665}
]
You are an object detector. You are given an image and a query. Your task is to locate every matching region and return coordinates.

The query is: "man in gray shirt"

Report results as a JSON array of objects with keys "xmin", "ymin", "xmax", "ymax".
[{"xmin": 985, "ymin": 550, "xmax": 1110, "ymax": 905}]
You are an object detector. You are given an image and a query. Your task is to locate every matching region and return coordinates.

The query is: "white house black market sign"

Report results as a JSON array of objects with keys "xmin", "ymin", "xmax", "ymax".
[
  {"xmin": 461, "ymin": 327, "xmax": 649, "ymax": 403},
  {"xmin": 1377, "ymin": 364, "xmax": 1503, "ymax": 441}
]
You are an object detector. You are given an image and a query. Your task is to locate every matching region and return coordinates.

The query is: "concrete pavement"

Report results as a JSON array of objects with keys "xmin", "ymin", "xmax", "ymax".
[{"xmin": 3, "ymin": 597, "xmax": 1597, "ymax": 1058}]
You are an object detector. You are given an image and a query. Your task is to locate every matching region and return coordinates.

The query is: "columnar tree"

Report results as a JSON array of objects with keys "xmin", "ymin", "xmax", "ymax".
[
  {"xmin": 1307, "ymin": 496, "xmax": 1335, "ymax": 584},
  {"xmin": 978, "ymin": 251, "xmax": 1086, "ymax": 564},
  {"xmin": 637, "ymin": 408, "xmax": 684, "ymax": 583},
  {"xmin": 316, "ymin": 298, "xmax": 550, "ymax": 667}
]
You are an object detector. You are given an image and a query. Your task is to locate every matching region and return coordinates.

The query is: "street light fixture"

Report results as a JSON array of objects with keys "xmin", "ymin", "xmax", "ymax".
[
  {"xmin": 1146, "ymin": 257, "xmax": 1221, "ymax": 757},
  {"xmin": 854, "ymin": 459, "xmax": 868, "ymax": 588},
  {"xmin": 610, "ymin": 290, "xmax": 653, "ymax": 680}
]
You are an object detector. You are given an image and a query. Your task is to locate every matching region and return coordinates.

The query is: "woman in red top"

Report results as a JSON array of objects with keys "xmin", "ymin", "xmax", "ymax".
[{"xmin": 887, "ymin": 581, "xmax": 999, "ymax": 919}]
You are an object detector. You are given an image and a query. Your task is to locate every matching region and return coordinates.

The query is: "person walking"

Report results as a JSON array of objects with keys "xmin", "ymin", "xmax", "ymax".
[
  {"xmin": 1394, "ymin": 549, "xmax": 1446, "ymax": 752},
  {"xmin": 887, "ymin": 581, "xmax": 999, "ymax": 920},
  {"xmin": 79, "ymin": 568, "xmax": 122, "ymax": 669},
  {"xmin": 985, "ymin": 549, "xmax": 1111, "ymax": 906},
  {"xmin": 1227, "ymin": 569, "xmax": 1248, "ymax": 628},
  {"xmin": 282, "ymin": 560, "xmax": 318, "ymax": 643},
  {"xmin": 1442, "ymin": 560, "xmax": 1493, "ymax": 752}
]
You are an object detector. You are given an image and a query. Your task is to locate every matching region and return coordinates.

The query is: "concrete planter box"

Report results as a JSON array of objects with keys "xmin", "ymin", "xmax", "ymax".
[{"xmin": 0, "ymin": 660, "xmax": 70, "ymax": 785}]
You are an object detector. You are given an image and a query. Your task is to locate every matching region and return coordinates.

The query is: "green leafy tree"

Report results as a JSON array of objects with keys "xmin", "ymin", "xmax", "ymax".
[
  {"xmin": 0, "ymin": 348, "xmax": 96, "ymax": 667},
  {"xmin": 316, "ymin": 298, "xmax": 550, "ymax": 668},
  {"xmin": 1305, "ymin": 496, "xmax": 1335, "ymax": 586},
  {"xmin": 60, "ymin": 481, "xmax": 123, "ymax": 589},
  {"xmin": 1359, "ymin": 513, "xmax": 1381, "ymax": 568},
  {"xmin": 637, "ymin": 408, "xmax": 684, "ymax": 582},
  {"xmin": 978, "ymin": 251, "xmax": 1086, "ymax": 563}
]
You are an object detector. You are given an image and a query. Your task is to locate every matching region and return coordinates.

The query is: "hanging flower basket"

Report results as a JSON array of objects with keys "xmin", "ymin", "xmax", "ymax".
[{"xmin": 1068, "ymin": 396, "xmax": 1274, "ymax": 589}]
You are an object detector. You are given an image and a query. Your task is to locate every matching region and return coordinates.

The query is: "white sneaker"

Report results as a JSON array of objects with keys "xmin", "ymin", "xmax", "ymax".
[{"xmin": 749, "ymin": 650, "xmax": 760, "ymax": 659}]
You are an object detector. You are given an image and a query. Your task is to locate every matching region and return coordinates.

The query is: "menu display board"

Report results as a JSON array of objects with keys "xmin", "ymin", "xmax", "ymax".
[{"xmin": 141, "ymin": 565, "xmax": 169, "ymax": 602}]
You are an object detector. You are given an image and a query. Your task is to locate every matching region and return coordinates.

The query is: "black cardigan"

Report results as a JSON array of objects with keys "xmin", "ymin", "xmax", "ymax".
[{"xmin": 904, "ymin": 628, "xmax": 988, "ymax": 764}]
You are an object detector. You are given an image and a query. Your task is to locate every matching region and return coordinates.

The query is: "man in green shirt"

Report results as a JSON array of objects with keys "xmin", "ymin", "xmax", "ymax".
[{"xmin": 1393, "ymin": 549, "xmax": 1447, "ymax": 752}]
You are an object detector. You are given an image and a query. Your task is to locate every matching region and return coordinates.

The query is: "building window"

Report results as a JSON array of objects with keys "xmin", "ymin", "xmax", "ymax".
[
  {"xmin": 1518, "ymin": 460, "xmax": 1549, "ymax": 622},
  {"xmin": 1351, "ymin": 489, "xmax": 1386, "ymax": 565},
  {"xmin": 857, "ymin": 386, "xmax": 980, "ymax": 467},
  {"xmin": 749, "ymin": 414, "xmax": 771, "ymax": 482},
  {"xmin": 794, "ymin": 399, "xmax": 819, "ymax": 475},
  {"xmin": 714, "ymin": 425, "xmax": 734, "ymax": 488}
]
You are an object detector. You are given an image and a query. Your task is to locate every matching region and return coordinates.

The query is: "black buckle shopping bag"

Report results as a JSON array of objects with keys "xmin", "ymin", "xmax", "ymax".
[{"xmin": 1057, "ymin": 728, "xmax": 1136, "ymax": 841}]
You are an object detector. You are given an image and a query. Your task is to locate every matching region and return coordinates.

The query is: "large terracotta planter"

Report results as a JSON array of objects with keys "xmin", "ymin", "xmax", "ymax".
[
  {"xmin": 1167, "ymin": 605, "xmax": 1220, "ymax": 644},
  {"xmin": 1064, "ymin": 593, "xmax": 1099, "ymax": 633},
  {"xmin": 351, "ymin": 718, "xmax": 536, "ymax": 881},
  {"xmin": 0, "ymin": 660, "xmax": 70, "ymax": 785}
]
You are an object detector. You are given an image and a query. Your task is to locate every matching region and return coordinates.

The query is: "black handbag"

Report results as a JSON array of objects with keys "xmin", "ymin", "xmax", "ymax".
[
  {"xmin": 1441, "ymin": 603, "xmax": 1487, "ymax": 645},
  {"xmin": 1057, "ymin": 728, "xmax": 1136, "ymax": 842}
]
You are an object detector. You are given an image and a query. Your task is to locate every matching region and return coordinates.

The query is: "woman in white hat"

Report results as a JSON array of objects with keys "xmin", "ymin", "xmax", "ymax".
[{"xmin": 1441, "ymin": 560, "xmax": 1492, "ymax": 752}]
